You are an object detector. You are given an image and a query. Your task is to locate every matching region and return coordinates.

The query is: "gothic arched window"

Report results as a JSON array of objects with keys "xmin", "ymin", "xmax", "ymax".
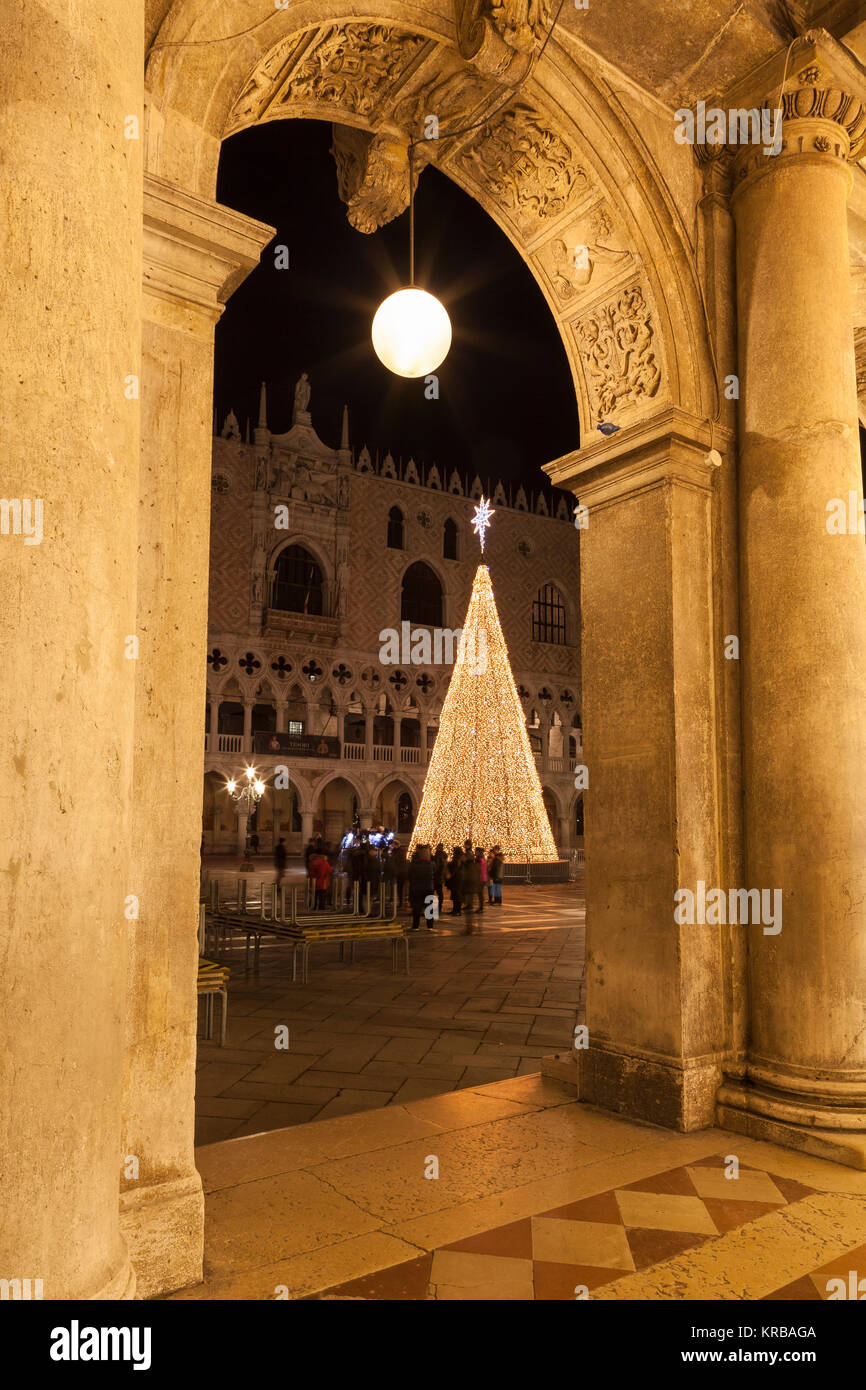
[
  {"xmin": 531, "ymin": 584, "xmax": 566, "ymax": 645},
  {"xmin": 272, "ymin": 545, "xmax": 324, "ymax": 615},
  {"xmin": 387, "ymin": 506, "xmax": 404, "ymax": 549},
  {"xmin": 401, "ymin": 561, "xmax": 443, "ymax": 627},
  {"xmin": 443, "ymin": 517, "xmax": 459, "ymax": 560}
]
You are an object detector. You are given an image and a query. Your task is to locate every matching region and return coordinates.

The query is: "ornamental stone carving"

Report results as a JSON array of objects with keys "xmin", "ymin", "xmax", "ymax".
[
  {"xmin": 576, "ymin": 284, "xmax": 661, "ymax": 422},
  {"xmin": 457, "ymin": 0, "xmax": 551, "ymax": 84},
  {"xmin": 227, "ymin": 23, "xmax": 427, "ymax": 130},
  {"xmin": 544, "ymin": 204, "xmax": 631, "ymax": 302},
  {"xmin": 457, "ymin": 103, "xmax": 588, "ymax": 230},
  {"xmin": 331, "ymin": 125, "xmax": 417, "ymax": 234},
  {"xmin": 275, "ymin": 24, "xmax": 426, "ymax": 118}
]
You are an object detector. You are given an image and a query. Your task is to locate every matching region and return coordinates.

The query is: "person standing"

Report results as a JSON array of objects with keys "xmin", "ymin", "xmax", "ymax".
[
  {"xmin": 307, "ymin": 849, "xmax": 321, "ymax": 908},
  {"xmin": 364, "ymin": 843, "xmax": 380, "ymax": 909},
  {"xmin": 433, "ymin": 843, "xmax": 447, "ymax": 916},
  {"xmin": 489, "ymin": 846, "xmax": 504, "ymax": 905},
  {"xmin": 314, "ymin": 851, "xmax": 332, "ymax": 910},
  {"xmin": 392, "ymin": 841, "xmax": 409, "ymax": 911},
  {"xmin": 408, "ymin": 844, "xmax": 435, "ymax": 931},
  {"xmin": 349, "ymin": 840, "xmax": 365, "ymax": 908},
  {"xmin": 460, "ymin": 850, "xmax": 483, "ymax": 935},
  {"xmin": 274, "ymin": 838, "xmax": 287, "ymax": 888},
  {"xmin": 447, "ymin": 846, "xmax": 464, "ymax": 915},
  {"xmin": 475, "ymin": 846, "xmax": 487, "ymax": 913}
]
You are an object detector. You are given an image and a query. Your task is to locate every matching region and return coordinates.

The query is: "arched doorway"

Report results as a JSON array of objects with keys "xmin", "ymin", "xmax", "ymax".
[
  {"xmin": 376, "ymin": 779, "xmax": 415, "ymax": 835},
  {"xmin": 315, "ymin": 776, "xmax": 359, "ymax": 844},
  {"xmin": 131, "ymin": 4, "xmax": 727, "ymax": 1302}
]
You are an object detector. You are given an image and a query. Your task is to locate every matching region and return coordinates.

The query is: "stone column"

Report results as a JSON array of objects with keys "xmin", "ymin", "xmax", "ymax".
[
  {"xmin": 393, "ymin": 714, "xmax": 402, "ymax": 761},
  {"xmin": 301, "ymin": 810, "xmax": 314, "ymax": 843},
  {"xmin": 120, "ymin": 174, "xmax": 274, "ymax": 1296},
  {"xmin": 717, "ymin": 39, "xmax": 866, "ymax": 1167},
  {"xmin": 275, "ymin": 702, "xmax": 287, "ymax": 734},
  {"xmin": 364, "ymin": 712, "xmax": 374, "ymax": 762},
  {"xmin": 420, "ymin": 721, "xmax": 428, "ymax": 759},
  {"xmin": 546, "ymin": 411, "xmax": 731, "ymax": 1129},
  {"xmin": 242, "ymin": 700, "xmax": 253, "ymax": 756},
  {"xmin": 0, "ymin": 0, "xmax": 144, "ymax": 1300},
  {"xmin": 236, "ymin": 806, "xmax": 249, "ymax": 855},
  {"xmin": 208, "ymin": 698, "xmax": 220, "ymax": 751}
]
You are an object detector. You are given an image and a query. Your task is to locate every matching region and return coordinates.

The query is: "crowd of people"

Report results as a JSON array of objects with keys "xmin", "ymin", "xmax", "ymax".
[{"xmin": 283, "ymin": 832, "xmax": 505, "ymax": 933}]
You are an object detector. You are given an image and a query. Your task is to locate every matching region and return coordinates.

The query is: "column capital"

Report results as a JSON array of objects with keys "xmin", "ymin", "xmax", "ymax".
[
  {"xmin": 545, "ymin": 407, "xmax": 733, "ymax": 509},
  {"xmin": 143, "ymin": 174, "xmax": 275, "ymax": 334},
  {"xmin": 726, "ymin": 30, "xmax": 865, "ymax": 187}
]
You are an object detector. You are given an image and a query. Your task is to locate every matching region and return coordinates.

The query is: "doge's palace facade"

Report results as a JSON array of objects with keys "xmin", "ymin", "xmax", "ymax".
[{"xmin": 204, "ymin": 379, "xmax": 582, "ymax": 853}]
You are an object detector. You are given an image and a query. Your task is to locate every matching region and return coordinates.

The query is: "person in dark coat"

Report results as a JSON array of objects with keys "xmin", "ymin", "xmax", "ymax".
[
  {"xmin": 460, "ymin": 851, "xmax": 483, "ymax": 933},
  {"xmin": 447, "ymin": 846, "xmax": 464, "ymax": 915},
  {"xmin": 349, "ymin": 841, "xmax": 365, "ymax": 907},
  {"xmin": 408, "ymin": 845, "xmax": 435, "ymax": 931},
  {"xmin": 364, "ymin": 844, "xmax": 381, "ymax": 905},
  {"xmin": 273, "ymin": 838, "xmax": 287, "ymax": 887},
  {"xmin": 488, "ymin": 846, "xmax": 504, "ymax": 904},
  {"xmin": 433, "ymin": 843, "xmax": 447, "ymax": 915},
  {"xmin": 391, "ymin": 842, "xmax": 409, "ymax": 910}
]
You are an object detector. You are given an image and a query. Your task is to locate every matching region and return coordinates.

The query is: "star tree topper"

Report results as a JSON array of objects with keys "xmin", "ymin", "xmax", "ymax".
[{"xmin": 472, "ymin": 495, "xmax": 495, "ymax": 552}]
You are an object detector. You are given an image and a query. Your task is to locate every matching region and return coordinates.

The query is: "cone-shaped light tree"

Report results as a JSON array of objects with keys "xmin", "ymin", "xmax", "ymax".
[{"xmin": 409, "ymin": 499, "xmax": 558, "ymax": 861}]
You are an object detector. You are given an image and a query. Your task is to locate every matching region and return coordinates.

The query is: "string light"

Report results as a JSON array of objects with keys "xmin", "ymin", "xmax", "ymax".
[{"xmin": 409, "ymin": 563, "xmax": 558, "ymax": 861}]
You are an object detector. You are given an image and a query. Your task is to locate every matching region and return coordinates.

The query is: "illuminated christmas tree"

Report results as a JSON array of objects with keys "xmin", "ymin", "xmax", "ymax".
[{"xmin": 409, "ymin": 499, "xmax": 558, "ymax": 861}]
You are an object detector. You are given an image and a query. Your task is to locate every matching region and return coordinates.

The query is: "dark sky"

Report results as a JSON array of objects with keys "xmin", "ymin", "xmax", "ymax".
[{"xmin": 214, "ymin": 119, "xmax": 579, "ymax": 490}]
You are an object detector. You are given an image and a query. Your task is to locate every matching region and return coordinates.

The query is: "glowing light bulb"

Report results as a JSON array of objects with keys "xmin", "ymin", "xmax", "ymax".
[
  {"xmin": 372, "ymin": 287, "xmax": 452, "ymax": 378},
  {"xmin": 245, "ymin": 767, "xmax": 255, "ymax": 780},
  {"xmin": 253, "ymin": 780, "xmax": 265, "ymax": 795},
  {"xmin": 226, "ymin": 780, "xmax": 236, "ymax": 794}
]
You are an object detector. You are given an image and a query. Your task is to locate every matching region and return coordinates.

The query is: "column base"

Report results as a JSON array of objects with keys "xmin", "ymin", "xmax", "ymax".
[
  {"xmin": 119, "ymin": 1174, "xmax": 204, "ymax": 1300},
  {"xmin": 717, "ymin": 1081, "xmax": 866, "ymax": 1171},
  {"xmin": 544, "ymin": 1042, "xmax": 722, "ymax": 1131},
  {"xmin": 90, "ymin": 1258, "xmax": 137, "ymax": 1301}
]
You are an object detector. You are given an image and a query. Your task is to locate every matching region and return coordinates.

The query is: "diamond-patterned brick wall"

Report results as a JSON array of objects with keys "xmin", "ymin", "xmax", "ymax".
[{"xmin": 206, "ymin": 430, "xmax": 581, "ymax": 729}]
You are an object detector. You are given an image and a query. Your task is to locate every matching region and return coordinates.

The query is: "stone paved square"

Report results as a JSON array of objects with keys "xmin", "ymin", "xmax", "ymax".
[{"xmin": 195, "ymin": 881, "xmax": 585, "ymax": 1144}]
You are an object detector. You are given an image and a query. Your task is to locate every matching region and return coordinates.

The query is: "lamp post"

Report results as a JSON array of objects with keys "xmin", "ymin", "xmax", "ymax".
[{"xmin": 226, "ymin": 766, "xmax": 266, "ymax": 873}]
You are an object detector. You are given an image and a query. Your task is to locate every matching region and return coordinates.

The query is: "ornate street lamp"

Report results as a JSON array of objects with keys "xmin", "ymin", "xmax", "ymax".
[{"xmin": 226, "ymin": 766, "xmax": 266, "ymax": 873}]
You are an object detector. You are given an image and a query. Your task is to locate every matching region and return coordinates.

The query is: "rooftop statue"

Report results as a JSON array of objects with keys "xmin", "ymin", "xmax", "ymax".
[{"xmin": 293, "ymin": 371, "xmax": 311, "ymax": 421}]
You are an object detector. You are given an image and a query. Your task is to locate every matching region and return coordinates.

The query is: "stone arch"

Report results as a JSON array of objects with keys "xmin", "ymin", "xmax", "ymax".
[
  {"xmin": 530, "ymin": 577, "xmax": 571, "ymax": 646},
  {"xmin": 269, "ymin": 535, "xmax": 333, "ymax": 613},
  {"xmin": 145, "ymin": 4, "xmax": 713, "ymax": 434},
  {"xmin": 313, "ymin": 768, "xmax": 366, "ymax": 808},
  {"xmin": 400, "ymin": 557, "xmax": 446, "ymax": 627},
  {"xmin": 129, "ymin": 1, "xmax": 733, "ymax": 1300}
]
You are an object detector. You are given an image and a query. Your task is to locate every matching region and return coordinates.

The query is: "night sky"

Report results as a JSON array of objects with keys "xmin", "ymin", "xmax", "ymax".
[
  {"xmin": 215, "ymin": 118, "xmax": 866, "ymax": 490},
  {"xmin": 214, "ymin": 118, "xmax": 580, "ymax": 491}
]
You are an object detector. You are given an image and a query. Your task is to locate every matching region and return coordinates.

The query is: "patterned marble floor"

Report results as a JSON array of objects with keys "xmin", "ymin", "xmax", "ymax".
[
  {"xmin": 172, "ymin": 1073, "xmax": 866, "ymax": 1301},
  {"xmin": 304, "ymin": 1152, "xmax": 819, "ymax": 1300}
]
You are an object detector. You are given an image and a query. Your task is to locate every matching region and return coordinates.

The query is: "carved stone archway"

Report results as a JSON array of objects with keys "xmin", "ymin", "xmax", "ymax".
[{"xmin": 131, "ymin": 0, "xmax": 727, "ymax": 1298}]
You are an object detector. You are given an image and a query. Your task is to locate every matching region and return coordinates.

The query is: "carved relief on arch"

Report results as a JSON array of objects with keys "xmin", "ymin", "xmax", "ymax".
[
  {"xmin": 536, "ymin": 202, "xmax": 632, "ymax": 307},
  {"xmin": 453, "ymin": 103, "xmax": 590, "ymax": 233},
  {"xmin": 572, "ymin": 280, "xmax": 664, "ymax": 426},
  {"xmin": 225, "ymin": 23, "xmax": 429, "ymax": 135}
]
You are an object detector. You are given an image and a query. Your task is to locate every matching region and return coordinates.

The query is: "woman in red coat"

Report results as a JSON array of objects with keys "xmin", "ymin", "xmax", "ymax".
[{"xmin": 313, "ymin": 853, "xmax": 332, "ymax": 910}]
